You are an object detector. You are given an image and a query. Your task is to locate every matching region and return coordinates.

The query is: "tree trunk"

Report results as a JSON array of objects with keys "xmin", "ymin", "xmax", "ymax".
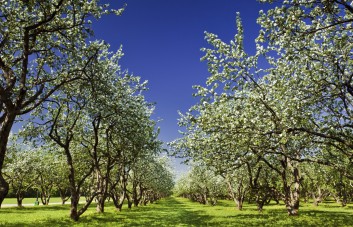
[
  {"xmin": 0, "ymin": 114, "xmax": 16, "ymax": 208},
  {"xmin": 16, "ymin": 193, "xmax": 24, "ymax": 207},
  {"xmin": 41, "ymin": 193, "xmax": 51, "ymax": 205},
  {"xmin": 110, "ymin": 171, "xmax": 127, "ymax": 212},
  {"xmin": 256, "ymin": 193, "xmax": 268, "ymax": 212},
  {"xmin": 227, "ymin": 179, "xmax": 246, "ymax": 210},
  {"xmin": 59, "ymin": 188, "xmax": 70, "ymax": 205},
  {"xmin": 341, "ymin": 198, "xmax": 347, "ymax": 207},
  {"xmin": 66, "ymin": 168, "xmax": 95, "ymax": 222},
  {"xmin": 283, "ymin": 185, "xmax": 300, "ymax": 215},
  {"xmin": 96, "ymin": 194, "xmax": 105, "ymax": 213},
  {"xmin": 95, "ymin": 171, "xmax": 106, "ymax": 213},
  {"xmin": 257, "ymin": 200, "xmax": 264, "ymax": 212},
  {"xmin": 111, "ymin": 193, "xmax": 125, "ymax": 212},
  {"xmin": 133, "ymin": 198, "xmax": 139, "ymax": 207},
  {"xmin": 65, "ymin": 147, "xmax": 80, "ymax": 221},
  {"xmin": 116, "ymin": 203, "xmax": 123, "ymax": 212},
  {"xmin": 203, "ymin": 193, "xmax": 208, "ymax": 205},
  {"xmin": 140, "ymin": 192, "xmax": 147, "ymax": 206},
  {"xmin": 210, "ymin": 197, "xmax": 217, "ymax": 206},
  {"xmin": 17, "ymin": 198, "xmax": 23, "ymax": 207},
  {"xmin": 311, "ymin": 187, "xmax": 330, "ymax": 207},
  {"xmin": 126, "ymin": 193, "xmax": 133, "ymax": 209},
  {"xmin": 132, "ymin": 183, "xmax": 143, "ymax": 207},
  {"xmin": 283, "ymin": 185, "xmax": 300, "ymax": 216},
  {"xmin": 0, "ymin": 174, "xmax": 9, "ymax": 208},
  {"xmin": 235, "ymin": 197, "xmax": 243, "ymax": 210},
  {"xmin": 283, "ymin": 162, "xmax": 300, "ymax": 216},
  {"xmin": 0, "ymin": 172, "xmax": 9, "ymax": 208},
  {"xmin": 70, "ymin": 192, "xmax": 80, "ymax": 222},
  {"xmin": 312, "ymin": 190, "xmax": 320, "ymax": 207}
]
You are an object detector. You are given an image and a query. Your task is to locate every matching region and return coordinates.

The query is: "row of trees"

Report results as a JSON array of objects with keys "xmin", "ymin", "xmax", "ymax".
[
  {"xmin": 174, "ymin": 161, "xmax": 353, "ymax": 212},
  {"xmin": 171, "ymin": 0, "xmax": 353, "ymax": 216},
  {"xmin": 0, "ymin": 0, "xmax": 174, "ymax": 222},
  {"xmin": 4, "ymin": 140, "xmax": 174, "ymax": 215}
]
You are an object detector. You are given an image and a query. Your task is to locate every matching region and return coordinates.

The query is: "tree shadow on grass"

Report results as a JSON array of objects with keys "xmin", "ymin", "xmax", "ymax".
[
  {"xmin": 0, "ymin": 207, "xmax": 34, "ymax": 214},
  {"xmin": 0, "ymin": 205, "xmax": 72, "ymax": 227},
  {"xmin": 0, "ymin": 197, "xmax": 213, "ymax": 227},
  {"xmin": 4, "ymin": 198, "xmax": 353, "ymax": 226},
  {"xmin": 297, "ymin": 209, "xmax": 353, "ymax": 226},
  {"xmin": 98, "ymin": 197, "xmax": 213, "ymax": 226},
  {"xmin": 0, "ymin": 205, "xmax": 67, "ymax": 214},
  {"xmin": 4, "ymin": 204, "xmax": 68, "ymax": 209},
  {"xmin": 222, "ymin": 208, "xmax": 353, "ymax": 227}
]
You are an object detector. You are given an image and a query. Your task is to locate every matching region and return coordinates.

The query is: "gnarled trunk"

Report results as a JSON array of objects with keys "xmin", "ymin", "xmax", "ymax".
[
  {"xmin": 227, "ymin": 180, "xmax": 246, "ymax": 210},
  {"xmin": 255, "ymin": 193, "xmax": 269, "ymax": 212},
  {"xmin": 283, "ymin": 182, "xmax": 300, "ymax": 216},
  {"xmin": 95, "ymin": 170, "xmax": 108, "ymax": 213},
  {"xmin": 132, "ymin": 182, "xmax": 144, "ymax": 207},
  {"xmin": 96, "ymin": 196, "xmax": 105, "ymax": 213},
  {"xmin": 282, "ymin": 158, "xmax": 301, "ymax": 216},
  {"xmin": 111, "ymin": 192, "xmax": 125, "ymax": 212},
  {"xmin": 64, "ymin": 147, "xmax": 95, "ymax": 221}
]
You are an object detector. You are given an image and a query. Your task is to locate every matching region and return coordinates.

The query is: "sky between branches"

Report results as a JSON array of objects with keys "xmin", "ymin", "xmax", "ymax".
[{"xmin": 90, "ymin": 0, "xmax": 273, "ymax": 176}]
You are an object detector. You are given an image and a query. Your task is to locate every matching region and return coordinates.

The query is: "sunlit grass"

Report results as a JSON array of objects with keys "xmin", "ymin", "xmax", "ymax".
[{"xmin": 1, "ymin": 196, "xmax": 353, "ymax": 226}]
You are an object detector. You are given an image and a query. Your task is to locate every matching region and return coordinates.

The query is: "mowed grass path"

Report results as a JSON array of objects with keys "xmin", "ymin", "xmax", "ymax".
[{"xmin": 1, "ymin": 197, "xmax": 353, "ymax": 226}]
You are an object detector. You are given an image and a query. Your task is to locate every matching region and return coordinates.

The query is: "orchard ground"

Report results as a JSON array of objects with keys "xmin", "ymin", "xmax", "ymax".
[{"xmin": 1, "ymin": 197, "xmax": 353, "ymax": 226}]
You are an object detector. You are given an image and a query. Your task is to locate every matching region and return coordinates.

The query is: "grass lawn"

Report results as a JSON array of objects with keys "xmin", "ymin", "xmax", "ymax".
[{"xmin": 1, "ymin": 197, "xmax": 353, "ymax": 226}]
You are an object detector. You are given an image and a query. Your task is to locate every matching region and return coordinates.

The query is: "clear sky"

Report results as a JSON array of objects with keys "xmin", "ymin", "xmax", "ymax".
[{"xmin": 91, "ymin": 0, "xmax": 272, "ymax": 175}]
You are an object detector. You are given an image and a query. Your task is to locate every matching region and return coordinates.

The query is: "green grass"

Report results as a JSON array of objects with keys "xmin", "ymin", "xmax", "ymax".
[{"xmin": 1, "ymin": 197, "xmax": 353, "ymax": 226}]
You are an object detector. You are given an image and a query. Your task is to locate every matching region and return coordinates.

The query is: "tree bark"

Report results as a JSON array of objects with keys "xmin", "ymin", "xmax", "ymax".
[
  {"xmin": 227, "ymin": 180, "xmax": 245, "ymax": 210},
  {"xmin": 126, "ymin": 193, "xmax": 133, "ymax": 209},
  {"xmin": 0, "ymin": 174, "xmax": 9, "ymax": 208},
  {"xmin": 64, "ymin": 146, "xmax": 81, "ymax": 221},
  {"xmin": 95, "ymin": 171, "xmax": 106, "ymax": 213},
  {"xmin": 132, "ymin": 182, "xmax": 143, "ymax": 207},
  {"xmin": 111, "ymin": 192, "xmax": 125, "ymax": 212},
  {"xmin": 282, "ymin": 159, "xmax": 300, "ymax": 216},
  {"xmin": 16, "ymin": 193, "xmax": 24, "ymax": 207},
  {"xmin": 96, "ymin": 196, "xmax": 105, "ymax": 213},
  {"xmin": 70, "ymin": 192, "xmax": 80, "ymax": 222},
  {"xmin": 310, "ymin": 186, "xmax": 330, "ymax": 207},
  {"xmin": 0, "ymin": 113, "xmax": 16, "ymax": 208}
]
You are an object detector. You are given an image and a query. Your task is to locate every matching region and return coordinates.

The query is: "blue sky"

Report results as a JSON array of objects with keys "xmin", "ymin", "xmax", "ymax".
[{"xmin": 92, "ymin": 1, "xmax": 272, "ymax": 175}]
